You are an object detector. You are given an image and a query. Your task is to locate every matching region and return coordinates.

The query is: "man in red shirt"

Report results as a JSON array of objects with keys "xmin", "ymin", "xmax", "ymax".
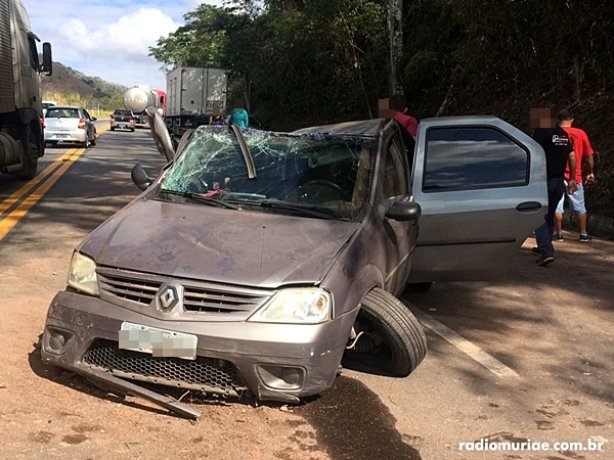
[
  {"xmin": 554, "ymin": 110, "xmax": 596, "ymax": 242},
  {"xmin": 393, "ymin": 107, "xmax": 418, "ymax": 139}
]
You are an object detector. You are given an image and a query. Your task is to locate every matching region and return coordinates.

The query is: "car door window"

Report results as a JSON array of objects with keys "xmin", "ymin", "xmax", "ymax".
[
  {"xmin": 423, "ymin": 127, "xmax": 529, "ymax": 192},
  {"xmin": 380, "ymin": 138, "xmax": 409, "ymax": 200}
]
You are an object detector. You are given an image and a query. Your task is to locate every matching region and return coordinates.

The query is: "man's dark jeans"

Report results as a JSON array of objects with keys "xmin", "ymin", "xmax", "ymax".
[{"xmin": 536, "ymin": 178, "xmax": 566, "ymax": 257}]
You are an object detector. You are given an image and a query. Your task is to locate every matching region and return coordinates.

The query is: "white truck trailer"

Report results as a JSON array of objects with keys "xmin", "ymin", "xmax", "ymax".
[{"xmin": 165, "ymin": 67, "xmax": 227, "ymax": 138}]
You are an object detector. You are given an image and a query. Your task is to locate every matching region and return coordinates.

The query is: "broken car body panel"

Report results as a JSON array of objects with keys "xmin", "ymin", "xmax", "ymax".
[{"xmin": 41, "ymin": 117, "xmax": 546, "ymax": 417}]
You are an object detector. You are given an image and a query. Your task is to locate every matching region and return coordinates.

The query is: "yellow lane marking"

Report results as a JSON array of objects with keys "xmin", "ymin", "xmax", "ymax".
[
  {"xmin": 0, "ymin": 124, "xmax": 111, "ymax": 237},
  {"xmin": 96, "ymin": 124, "xmax": 110, "ymax": 135},
  {"xmin": 0, "ymin": 148, "xmax": 87, "ymax": 241},
  {"xmin": 0, "ymin": 148, "xmax": 77, "ymax": 217}
]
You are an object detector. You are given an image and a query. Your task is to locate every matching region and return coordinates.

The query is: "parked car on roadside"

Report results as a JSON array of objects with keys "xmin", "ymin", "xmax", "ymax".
[
  {"xmin": 41, "ymin": 111, "xmax": 547, "ymax": 418},
  {"xmin": 110, "ymin": 109, "xmax": 136, "ymax": 132},
  {"xmin": 44, "ymin": 105, "xmax": 97, "ymax": 148}
]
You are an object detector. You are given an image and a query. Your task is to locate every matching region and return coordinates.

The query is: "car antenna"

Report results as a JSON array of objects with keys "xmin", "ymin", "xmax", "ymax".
[{"xmin": 230, "ymin": 124, "xmax": 257, "ymax": 179}]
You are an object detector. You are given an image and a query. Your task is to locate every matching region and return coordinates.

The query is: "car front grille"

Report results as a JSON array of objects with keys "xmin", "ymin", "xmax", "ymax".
[
  {"xmin": 82, "ymin": 339, "xmax": 247, "ymax": 396},
  {"xmin": 97, "ymin": 269, "xmax": 162, "ymax": 305},
  {"xmin": 97, "ymin": 267, "xmax": 273, "ymax": 317},
  {"xmin": 182, "ymin": 283, "xmax": 270, "ymax": 314}
]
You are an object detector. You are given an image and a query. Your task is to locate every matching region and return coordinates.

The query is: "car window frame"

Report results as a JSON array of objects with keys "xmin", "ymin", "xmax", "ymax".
[
  {"xmin": 371, "ymin": 127, "xmax": 411, "ymax": 211},
  {"xmin": 421, "ymin": 125, "xmax": 531, "ymax": 193}
]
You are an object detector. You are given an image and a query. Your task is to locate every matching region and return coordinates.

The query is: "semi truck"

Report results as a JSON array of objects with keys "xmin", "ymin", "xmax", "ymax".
[
  {"xmin": 123, "ymin": 86, "xmax": 166, "ymax": 117},
  {"xmin": 165, "ymin": 67, "xmax": 227, "ymax": 138},
  {"xmin": 123, "ymin": 68, "xmax": 227, "ymax": 140},
  {"xmin": 0, "ymin": 0, "xmax": 52, "ymax": 179}
]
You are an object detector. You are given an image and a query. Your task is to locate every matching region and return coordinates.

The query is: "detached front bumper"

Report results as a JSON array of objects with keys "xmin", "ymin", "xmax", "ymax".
[{"xmin": 41, "ymin": 290, "xmax": 356, "ymax": 404}]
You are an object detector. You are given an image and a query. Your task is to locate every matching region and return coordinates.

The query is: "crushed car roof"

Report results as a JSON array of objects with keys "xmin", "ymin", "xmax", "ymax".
[{"xmin": 292, "ymin": 119, "xmax": 387, "ymax": 138}]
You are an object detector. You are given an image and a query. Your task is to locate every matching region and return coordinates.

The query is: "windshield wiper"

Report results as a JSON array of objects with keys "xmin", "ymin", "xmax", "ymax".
[
  {"xmin": 257, "ymin": 200, "xmax": 338, "ymax": 219},
  {"xmin": 160, "ymin": 189, "xmax": 239, "ymax": 209}
]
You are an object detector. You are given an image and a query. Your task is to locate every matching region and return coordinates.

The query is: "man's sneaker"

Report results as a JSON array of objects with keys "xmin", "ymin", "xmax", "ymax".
[
  {"xmin": 531, "ymin": 247, "xmax": 541, "ymax": 254},
  {"xmin": 579, "ymin": 234, "xmax": 592, "ymax": 242},
  {"xmin": 553, "ymin": 233, "xmax": 564, "ymax": 241},
  {"xmin": 536, "ymin": 255, "xmax": 554, "ymax": 266}
]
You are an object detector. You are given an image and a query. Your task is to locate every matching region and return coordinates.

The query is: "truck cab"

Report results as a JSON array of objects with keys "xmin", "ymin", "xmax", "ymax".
[{"xmin": 0, "ymin": 0, "xmax": 52, "ymax": 179}]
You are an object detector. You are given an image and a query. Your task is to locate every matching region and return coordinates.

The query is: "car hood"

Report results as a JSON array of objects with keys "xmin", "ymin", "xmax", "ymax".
[{"xmin": 79, "ymin": 197, "xmax": 360, "ymax": 287}]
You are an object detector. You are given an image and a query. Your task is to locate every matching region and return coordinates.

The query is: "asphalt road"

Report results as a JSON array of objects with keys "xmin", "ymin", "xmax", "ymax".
[{"xmin": 0, "ymin": 126, "xmax": 612, "ymax": 460}]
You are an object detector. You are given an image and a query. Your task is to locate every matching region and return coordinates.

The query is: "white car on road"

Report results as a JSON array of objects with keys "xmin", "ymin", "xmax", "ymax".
[{"xmin": 44, "ymin": 106, "xmax": 97, "ymax": 148}]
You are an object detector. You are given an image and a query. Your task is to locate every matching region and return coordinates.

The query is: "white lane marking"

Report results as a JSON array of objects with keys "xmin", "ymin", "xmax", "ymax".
[{"xmin": 411, "ymin": 307, "xmax": 520, "ymax": 378}]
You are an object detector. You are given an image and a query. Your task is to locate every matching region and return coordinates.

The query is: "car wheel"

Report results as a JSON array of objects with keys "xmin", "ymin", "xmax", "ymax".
[
  {"xmin": 406, "ymin": 282, "xmax": 433, "ymax": 294},
  {"xmin": 82, "ymin": 135, "xmax": 90, "ymax": 149},
  {"xmin": 110, "ymin": 127, "xmax": 115, "ymax": 131},
  {"xmin": 91, "ymin": 134, "xmax": 97, "ymax": 146},
  {"xmin": 343, "ymin": 288, "xmax": 427, "ymax": 377},
  {"xmin": 131, "ymin": 128, "xmax": 135, "ymax": 132},
  {"xmin": 20, "ymin": 122, "xmax": 42, "ymax": 179}
]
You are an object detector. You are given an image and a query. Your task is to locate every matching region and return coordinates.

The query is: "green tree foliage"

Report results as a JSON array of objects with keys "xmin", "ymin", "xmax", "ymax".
[
  {"xmin": 150, "ymin": 0, "xmax": 614, "ymax": 217},
  {"xmin": 150, "ymin": 0, "xmax": 390, "ymax": 129}
]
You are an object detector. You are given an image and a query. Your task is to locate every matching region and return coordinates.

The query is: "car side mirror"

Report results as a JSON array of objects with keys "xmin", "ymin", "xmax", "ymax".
[
  {"xmin": 92, "ymin": 116, "xmax": 97, "ymax": 121},
  {"xmin": 41, "ymin": 42, "xmax": 52, "ymax": 76},
  {"xmin": 131, "ymin": 164, "xmax": 152, "ymax": 191},
  {"xmin": 385, "ymin": 198, "xmax": 421, "ymax": 222}
]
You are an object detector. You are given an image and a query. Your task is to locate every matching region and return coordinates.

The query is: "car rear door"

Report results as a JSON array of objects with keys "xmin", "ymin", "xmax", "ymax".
[{"xmin": 407, "ymin": 116, "xmax": 546, "ymax": 283}]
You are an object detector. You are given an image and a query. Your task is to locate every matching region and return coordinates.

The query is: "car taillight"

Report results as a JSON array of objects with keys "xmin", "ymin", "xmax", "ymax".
[
  {"xmin": 78, "ymin": 118, "xmax": 86, "ymax": 129},
  {"xmin": 129, "ymin": 118, "xmax": 134, "ymax": 123},
  {"xmin": 110, "ymin": 117, "xmax": 115, "ymax": 122}
]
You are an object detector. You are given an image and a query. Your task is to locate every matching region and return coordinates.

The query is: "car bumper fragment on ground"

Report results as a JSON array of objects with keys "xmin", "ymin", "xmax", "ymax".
[{"xmin": 40, "ymin": 290, "xmax": 353, "ymax": 416}]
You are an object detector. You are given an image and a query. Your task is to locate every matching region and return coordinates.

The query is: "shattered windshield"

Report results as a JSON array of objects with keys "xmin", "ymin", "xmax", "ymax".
[{"xmin": 159, "ymin": 127, "xmax": 375, "ymax": 221}]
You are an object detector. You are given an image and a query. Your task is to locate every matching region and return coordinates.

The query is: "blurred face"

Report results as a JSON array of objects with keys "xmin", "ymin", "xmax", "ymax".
[{"xmin": 530, "ymin": 108, "xmax": 553, "ymax": 129}]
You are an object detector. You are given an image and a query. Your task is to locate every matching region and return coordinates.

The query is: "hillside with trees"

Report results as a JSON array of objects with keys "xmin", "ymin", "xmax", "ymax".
[
  {"xmin": 149, "ymin": 0, "xmax": 614, "ymax": 219},
  {"xmin": 41, "ymin": 62, "xmax": 126, "ymax": 114}
]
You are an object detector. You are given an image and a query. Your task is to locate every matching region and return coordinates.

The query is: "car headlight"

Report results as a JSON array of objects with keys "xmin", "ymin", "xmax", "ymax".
[
  {"xmin": 67, "ymin": 252, "xmax": 99, "ymax": 296},
  {"xmin": 248, "ymin": 288, "xmax": 332, "ymax": 324}
]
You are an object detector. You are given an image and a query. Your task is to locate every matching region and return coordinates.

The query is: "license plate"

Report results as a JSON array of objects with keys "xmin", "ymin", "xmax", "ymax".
[{"xmin": 118, "ymin": 322, "xmax": 198, "ymax": 360}]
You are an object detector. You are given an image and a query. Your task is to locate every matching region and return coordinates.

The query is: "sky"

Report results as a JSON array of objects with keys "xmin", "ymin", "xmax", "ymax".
[{"xmin": 21, "ymin": 0, "xmax": 224, "ymax": 90}]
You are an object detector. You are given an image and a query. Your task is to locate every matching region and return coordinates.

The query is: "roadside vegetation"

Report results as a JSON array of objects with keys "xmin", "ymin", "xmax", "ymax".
[
  {"xmin": 149, "ymin": 0, "xmax": 614, "ymax": 219},
  {"xmin": 41, "ymin": 62, "xmax": 126, "ymax": 119}
]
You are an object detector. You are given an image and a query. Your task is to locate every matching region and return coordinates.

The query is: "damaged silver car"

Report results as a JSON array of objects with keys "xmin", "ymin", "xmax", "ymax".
[{"xmin": 41, "ymin": 109, "xmax": 547, "ymax": 418}]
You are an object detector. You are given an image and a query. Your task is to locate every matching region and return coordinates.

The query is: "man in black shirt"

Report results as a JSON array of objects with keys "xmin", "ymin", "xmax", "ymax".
[{"xmin": 531, "ymin": 108, "xmax": 577, "ymax": 266}]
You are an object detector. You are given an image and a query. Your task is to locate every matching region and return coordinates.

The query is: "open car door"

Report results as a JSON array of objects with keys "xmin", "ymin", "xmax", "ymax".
[{"xmin": 408, "ymin": 116, "xmax": 547, "ymax": 282}]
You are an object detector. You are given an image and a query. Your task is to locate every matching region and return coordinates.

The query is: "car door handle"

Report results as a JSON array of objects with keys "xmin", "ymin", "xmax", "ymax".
[{"xmin": 516, "ymin": 201, "xmax": 542, "ymax": 212}]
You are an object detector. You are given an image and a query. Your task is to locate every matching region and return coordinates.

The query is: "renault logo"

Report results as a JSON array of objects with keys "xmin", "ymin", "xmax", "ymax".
[{"xmin": 157, "ymin": 285, "xmax": 180, "ymax": 311}]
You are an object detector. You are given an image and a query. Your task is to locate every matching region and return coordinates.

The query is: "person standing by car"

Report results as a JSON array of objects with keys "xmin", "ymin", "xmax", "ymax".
[
  {"xmin": 228, "ymin": 107, "xmax": 249, "ymax": 128},
  {"xmin": 553, "ymin": 109, "xmax": 596, "ymax": 242},
  {"xmin": 393, "ymin": 106, "xmax": 418, "ymax": 139},
  {"xmin": 530, "ymin": 108, "xmax": 577, "ymax": 266},
  {"xmin": 209, "ymin": 105, "xmax": 226, "ymax": 127}
]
